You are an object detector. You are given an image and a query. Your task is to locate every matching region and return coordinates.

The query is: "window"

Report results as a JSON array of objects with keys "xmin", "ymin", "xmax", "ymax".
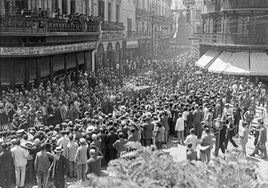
[
  {"xmin": 70, "ymin": 0, "xmax": 75, "ymax": 14},
  {"xmin": 98, "ymin": 0, "xmax": 105, "ymax": 20},
  {"xmin": 108, "ymin": 2, "xmax": 112, "ymax": 22},
  {"xmin": 195, "ymin": 10, "xmax": 201, "ymax": 19},
  {"xmin": 62, "ymin": 0, "xmax": 67, "ymax": 14},
  {"xmin": 116, "ymin": 5, "xmax": 120, "ymax": 23},
  {"xmin": 127, "ymin": 18, "xmax": 132, "ymax": 37}
]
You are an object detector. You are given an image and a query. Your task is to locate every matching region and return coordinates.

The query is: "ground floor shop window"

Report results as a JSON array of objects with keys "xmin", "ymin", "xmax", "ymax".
[
  {"xmin": 0, "ymin": 61, "xmax": 11, "ymax": 87},
  {"xmin": 39, "ymin": 57, "xmax": 50, "ymax": 79},
  {"xmin": 77, "ymin": 52, "xmax": 85, "ymax": 71},
  {"xmin": 53, "ymin": 55, "xmax": 65, "ymax": 76}
]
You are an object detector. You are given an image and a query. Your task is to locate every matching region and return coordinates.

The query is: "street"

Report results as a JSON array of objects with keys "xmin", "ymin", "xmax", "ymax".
[{"xmin": 164, "ymin": 106, "xmax": 268, "ymax": 183}]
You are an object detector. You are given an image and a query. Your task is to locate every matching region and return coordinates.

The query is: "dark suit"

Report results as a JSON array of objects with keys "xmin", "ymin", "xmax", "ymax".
[
  {"xmin": 0, "ymin": 149, "xmax": 13, "ymax": 188},
  {"xmin": 53, "ymin": 155, "xmax": 69, "ymax": 188},
  {"xmin": 106, "ymin": 132, "xmax": 118, "ymax": 163}
]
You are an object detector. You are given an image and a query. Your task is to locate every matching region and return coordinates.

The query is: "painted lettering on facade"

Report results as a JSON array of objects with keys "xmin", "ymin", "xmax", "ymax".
[{"xmin": 0, "ymin": 42, "xmax": 97, "ymax": 56}]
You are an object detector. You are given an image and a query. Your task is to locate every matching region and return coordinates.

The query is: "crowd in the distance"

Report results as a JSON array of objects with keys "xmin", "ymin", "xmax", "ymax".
[{"xmin": 0, "ymin": 47, "xmax": 267, "ymax": 188}]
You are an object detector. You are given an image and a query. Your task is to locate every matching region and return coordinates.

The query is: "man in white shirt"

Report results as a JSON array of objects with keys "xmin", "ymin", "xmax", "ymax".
[
  {"xmin": 184, "ymin": 128, "xmax": 198, "ymax": 150},
  {"xmin": 175, "ymin": 113, "xmax": 185, "ymax": 144},
  {"xmin": 11, "ymin": 139, "xmax": 29, "ymax": 188},
  {"xmin": 57, "ymin": 130, "xmax": 70, "ymax": 159}
]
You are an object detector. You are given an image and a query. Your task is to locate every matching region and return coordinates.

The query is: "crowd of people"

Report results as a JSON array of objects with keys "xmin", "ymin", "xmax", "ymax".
[{"xmin": 0, "ymin": 47, "xmax": 267, "ymax": 188}]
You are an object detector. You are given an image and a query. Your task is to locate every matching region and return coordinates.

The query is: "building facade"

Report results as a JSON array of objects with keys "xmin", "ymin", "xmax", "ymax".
[
  {"xmin": 134, "ymin": 0, "xmax": 173, "ymax": 56},
  {"xmin": 196, "ymin": 0, "xmax": 268, "ymax": 76},
  {"xmin": 94, "ymin": 0, "xmax": 125, "ymax": 74},
  {"xmin": 122, "ymin": 0, "xmax": 138, "ymax": 59},
  {"xmin": 171, "ymin": 0, "xmax": 202, "ymax": 46},
  {"xmin": 0, "ymin": 0, "xmax": 100, "ymax": 91}
]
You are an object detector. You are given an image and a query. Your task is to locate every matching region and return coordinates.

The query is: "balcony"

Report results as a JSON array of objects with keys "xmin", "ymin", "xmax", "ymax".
[
  {"xmin": 221, "ymin": 0, "xmax": 268, "ymax": 10},
  {"xmin": 196, "ymin": 33, "xmax": 268, "ymax": 46},
  {"xmin": 203, "ymin": 1, "xmax": 216, "ymax": 13},
  {"xmin": 101, "ymin": 21, "xmax": 124, "ymax": 31},
  {"xmin": 136, "ymin": 8, "xmax": 151, "ymax": 17},
  {"xmin": 0, "ymin": 15, "xmax": 100, "ymax": 34}
]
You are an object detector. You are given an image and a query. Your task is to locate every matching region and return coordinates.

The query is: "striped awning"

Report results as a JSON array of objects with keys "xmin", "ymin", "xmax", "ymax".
[
  {"xmin": 195, "ymin": 50, "xmax": 219, "ymax": 68},
  {"xmin": 223, "ymin": 52, "xmax": 250, "ymax": 75},
  {"xmin": 208, "ymin": 51, "xmax": 232, "ymax": 73},
  {"xmin": 250, "ymin": 52, "xmax": 268, "ymax": 76}
]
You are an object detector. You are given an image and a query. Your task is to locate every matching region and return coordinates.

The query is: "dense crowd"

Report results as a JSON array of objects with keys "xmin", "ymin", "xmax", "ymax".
[{"xmin": 0, "ymin": 47, "xmax": 267, "ymax": 188}]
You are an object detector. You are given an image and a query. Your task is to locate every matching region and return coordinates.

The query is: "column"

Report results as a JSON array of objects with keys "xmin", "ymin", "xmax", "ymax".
[
  {"xmin": 42, "ymin": 0, "xmax": 45, "ymax": 9},
  {"xmin": 84, "ymin": 51, "xmax": 88, "ymax": 72},
  {"xmin": 92, "ymin": 50, "xmax": 96, "ymax": 72},
  {"xmin": 28, "ymin": 0, "xmax": 32, "ymax": 10},
  {"xmin": 36, "ymin": 58, "xmax": 40, "ymax": 86},
  {"xmin": 25, "ymin": 61, "xmax": 30, "ymax": 90},
  {"xmin": 63, "ymin": 54, "xmax": 67, "ymax": 90},
  {"xmin": 0, "ymin": 0, "xmax": 5, "ymax": 15},
  {"xmin": 84, "ymin": 51, "xmax": 92, "ymax": 72},
  {"xmin": 47, "ymin": 0, "xmax": 52, "ymax": 15},
  {"xmin": 0, "ymin": 61, "xmax": 2, "ymax": 95},
  {"xmin": 49, "ymin": 56, "xmax": 54, "ymax": 83},
  {"xmin": 64, "ymin": 54, "xmax": 67, "ymax": 74},
  {"xmin": 85, "ymin": 0, "xmax": 88, "ymax": 16},
  {"xmin": 75, "ymin": 53, "xmax": 79, "ymax": 85},
  {"xmin": 58, "ymin": 0, "xmax": 62, "ymax": 13},
  {"xmin": 67, "ymin": 0, "xmax": 70, "ymax": 15},
  {"xmin": 10, "ymin": 61, "xmax": 15, "ymax": 90}
]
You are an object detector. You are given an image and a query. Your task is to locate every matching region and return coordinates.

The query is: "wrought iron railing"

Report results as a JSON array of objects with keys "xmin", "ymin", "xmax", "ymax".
[
  {"xmin": 101, "ymin": 21, "xmax": 124, "ymax": 31},
  {"xmin": 0, "ymin": 15, "xmax": 100, "ymax": 33},
  {"xmin": 194, "ymin": 32, "xmax": 268, "ymax": 46},
  {"xmin": 221, "ymin": 0, "xmax": 268, "ymax": 10}
]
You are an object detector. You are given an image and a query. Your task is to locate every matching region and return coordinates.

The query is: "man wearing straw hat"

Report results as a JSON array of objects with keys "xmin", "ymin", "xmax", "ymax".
[{"xmin": 51, "ymin": 146, "xmax": 69, "ymax": 188}]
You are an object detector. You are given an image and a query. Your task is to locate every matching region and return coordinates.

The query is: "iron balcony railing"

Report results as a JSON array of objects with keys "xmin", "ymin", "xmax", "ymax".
[
  {"xmin": 194, "ymin": 33, "xmax": 268, "ymax": 46},
  {"xmin": 0, "ymin": 15, "xmax": 100, "ymax": 33},
  {"xmin": 221, "ymin": 0, "xmax": 268, "ymax": 10},
  {"xmin": 101, "ymin": 21, "xmax": 124, "ymax": 31}
]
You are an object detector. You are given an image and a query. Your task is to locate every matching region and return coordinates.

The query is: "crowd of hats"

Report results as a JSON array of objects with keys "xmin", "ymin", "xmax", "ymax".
[{"xmin": 0, "ymin": 46, "xmax": 265, "ymax": 155}]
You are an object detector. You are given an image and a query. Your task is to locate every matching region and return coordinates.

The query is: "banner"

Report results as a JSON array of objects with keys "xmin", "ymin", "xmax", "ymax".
[{"xmin": 0, "ymin": 42, "xmax": 97, "ymax": 57}]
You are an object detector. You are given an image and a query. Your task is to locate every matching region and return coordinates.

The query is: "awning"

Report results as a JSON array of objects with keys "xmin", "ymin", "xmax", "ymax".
[
  {"xmin": 208, "ymin": 51, "xmax": 232, "ymax": 73},
  {"xmin": 223, "ymin": 52, "xmax": 250, "ymax": 75},
  {"xmin": 250, "ymin": 52, "xmax": 268, "ymax": 76},
  {"xmin": 195, "ymin": 50, "xmax": 219, "ymax": 68}
]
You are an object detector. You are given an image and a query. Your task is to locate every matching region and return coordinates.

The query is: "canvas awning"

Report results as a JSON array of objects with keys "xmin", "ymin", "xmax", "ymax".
[
  {"xmin": 223, "ymin": 52, "xmax": 250, "ymax": 75},
  {"xmin": 250, "ymin": 52, "xmax": 268, "ymax": 76},
  {"xmin": 208, "ymin": 51, "xmax": 232, "ymax": 73},
  {"xmin": 195, "ymin": 50, "xmax": 219, "ymax": 68}
]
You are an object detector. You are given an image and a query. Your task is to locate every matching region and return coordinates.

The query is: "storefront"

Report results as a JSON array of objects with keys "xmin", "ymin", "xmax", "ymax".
[
  {"xmin": 0, "ymin": 41, "xmax": 96, "ymax": 90},
  {"xmin": 126, "ymin": 40, "xmax": 138, "ymax": 60},
  {"xmin": 138, "ymin": 38, "xmax": 152, "ymax": 56},
  {"xmin": 95, "ymin": 40, "xmax": 124, "ymax": 73}
]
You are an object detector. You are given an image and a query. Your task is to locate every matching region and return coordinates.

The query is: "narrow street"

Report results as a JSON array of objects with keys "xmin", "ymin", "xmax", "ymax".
[{"xmin": 164, "ymin": 106, "xmax": 268, "ymax": 183}]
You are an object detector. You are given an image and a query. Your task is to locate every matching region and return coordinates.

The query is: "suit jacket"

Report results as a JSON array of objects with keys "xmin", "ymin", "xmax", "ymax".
[
  {"xmin": 258, "ymin": 126, "xmax": 267, "ymax": 144},
  {"xmin": 0, "ymin": 150, "xmax": 13, "ymax": 171},
  {"xmin": 200, "ymin": 133, "xmax": 213, "ymax": 150},
  {"xmin": 142, "ymin": 122, "xmax": 154, "ymax": 139},
  {"xmin": 53, "ymin": 155, "xmax": 69, "ymax": 180},
  {"xmin": 106, "ymin": 132, "xmax": 118, "ymax": 149}
]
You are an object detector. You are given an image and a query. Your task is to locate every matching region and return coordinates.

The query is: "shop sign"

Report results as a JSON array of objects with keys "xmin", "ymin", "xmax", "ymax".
[
  {"xmin": 126, "ymin": 40, "xmax": 139, "ymax": 49},
  {"xmin": 0, "ymin": 42, "xmax": 97, "ymax": 57}
]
